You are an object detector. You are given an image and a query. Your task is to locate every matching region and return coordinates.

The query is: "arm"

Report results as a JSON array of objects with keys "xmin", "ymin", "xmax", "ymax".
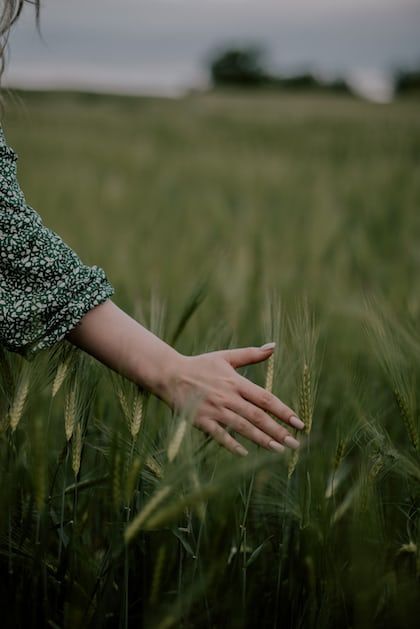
[{"xmin": 66, "ymin": 299, "xmax": 304, "ymax": 456}]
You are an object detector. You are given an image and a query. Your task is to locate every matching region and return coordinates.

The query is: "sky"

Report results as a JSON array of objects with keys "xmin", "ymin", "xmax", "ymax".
[{"xmin": 3, "ymin": 0, "xmax": 420, "ymax": 100}]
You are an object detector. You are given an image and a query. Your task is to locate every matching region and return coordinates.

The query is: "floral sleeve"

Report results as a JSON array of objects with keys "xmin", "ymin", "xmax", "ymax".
[{"xmin": 0, "ymin": 124, "xmax": 115, "ymax": 360}]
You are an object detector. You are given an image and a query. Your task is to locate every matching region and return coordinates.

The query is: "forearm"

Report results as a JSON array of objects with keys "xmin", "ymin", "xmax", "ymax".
[{"xmin": 65, "ymin": 299, "xmax": 183, "ymax": 400}]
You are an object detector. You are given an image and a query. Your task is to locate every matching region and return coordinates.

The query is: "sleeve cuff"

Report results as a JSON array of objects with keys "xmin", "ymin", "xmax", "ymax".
[{"xmin": 19, "ymin": 266, "xmax": 115, "ymax": 360}]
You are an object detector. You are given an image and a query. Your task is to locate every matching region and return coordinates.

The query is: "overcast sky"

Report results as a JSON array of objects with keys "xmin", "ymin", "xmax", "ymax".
[{"xmin": 3, "ymin": 0, "xmax": 420, "ymax": 97}]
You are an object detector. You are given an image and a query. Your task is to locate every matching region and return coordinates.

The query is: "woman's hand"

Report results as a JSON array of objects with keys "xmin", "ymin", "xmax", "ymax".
[
  {"xmin": 159, "ymin": 344, "xmax": 305, "ymax": 457},
  {"xmin": 66, "ymin": 300, "xmax": 304, "ymax": 457}
]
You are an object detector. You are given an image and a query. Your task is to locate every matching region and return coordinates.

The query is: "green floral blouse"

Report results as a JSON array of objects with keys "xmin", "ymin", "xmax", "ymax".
[{"xmin": 0, "ymin": 124, "xmax": 115, "ymax": 360}]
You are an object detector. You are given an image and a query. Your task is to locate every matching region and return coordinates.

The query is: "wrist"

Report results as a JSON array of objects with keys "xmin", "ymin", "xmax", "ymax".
[
  {"xmin": 66, "ymin": 300, "xmax": 187, "ymax": 404},
  {"xmin": 134, "ymin": 343, "xmax": 186, "ymax": 405}
]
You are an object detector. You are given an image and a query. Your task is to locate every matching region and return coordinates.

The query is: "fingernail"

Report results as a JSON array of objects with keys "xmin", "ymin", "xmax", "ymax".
[
  {"xmin": 284, "ymin": 435, "xmax": 300, "ymax": 450},
  {"xmin": 235, "ymin": 445, "xmax": 249, "ymax": 457},
  {"xmin": 289, "ymin": 415, "xmax": 305, "ymax": 430},
  {"xmin": 260, "ymin": 342, "xmax": 276, "ymax": 351},
  {"xmin": 268, "ymin": 440, "xmax": 285, "ymax": 452}
]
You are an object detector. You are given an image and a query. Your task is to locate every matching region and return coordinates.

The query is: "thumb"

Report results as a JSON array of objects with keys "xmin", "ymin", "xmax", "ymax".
[{"xmin": 220, "ymin": 342, "xmax": 276, "ymax": 369}]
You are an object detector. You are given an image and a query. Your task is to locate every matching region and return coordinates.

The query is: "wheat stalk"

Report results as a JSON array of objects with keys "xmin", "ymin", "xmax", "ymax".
[
  {"xmin": 167, "ymin": 418, "xmax": 188, "ymax": 462},
  {"xmin": 287, "ymin": 448, "xmax": 299, "ymax": 479},
  {"xmin": 33, "ymin": 416, "xmax": 46, "ymax": 511},
  {"xmin": 130, "ymin": 390, "xmax": 143, "ymax": 439},
  {"xmin": 8, "ymin": 370, "xmax": 30, "ymax": 432},
  {"xmin": 125, "ymin": 456, "xmax": 141, "ymax": 504},
  {"xmin": 113, "ymin": 451, "xmax": 122, "ymax": 512},
  {"xmin": 125, "ymin": 485, "xmax": 171, "ymax": 543},
  {"xmin": 368, "ymin": 452, "xmax": 384, "ymax": 480},
  {"xmin": 156, "ymin": 614, "xmax": 177, "ymax": 629},
  {"xmin": 146, "ymin": 456, "xmax": 163, "ymax": 479},
  {"xmin": 300, "ymin": 363, "xmax": 312, "ymax": 434},
  {"xmin": 116, "ymin": 384, "xmax": 130, "ymax": 422},
  {"xmin": 191, "ymin": 467, "xmax": 206, "ymax": 521},
  {"xmin": 52, "ymin": 359, "xmax": 70, "ymax": 398},
  {"xmin": 0, "ymin": 413, "xmax": 9, "ymax": 434},
  {"xmin": 333, "ymin": 439, "xmax": 346, "ymax": 472},
  {"xmin": 149, "ymin": 545, "xmax": 167, "ymax": 604},
  {"xmin": 396, "ymin": 542, "xmax": 417, "ymax": 556},
  {"xmin": 265, "ymin": 352, "xmax": 274, "ymax": 393},
  {"xmin": 394, "ymin": 387, "xmax": 419, "ymax": 451},
  {"xmin": 288, "ymin": 362, "xmax": 312, "ymax": 478},
  {"xmin": 357, "ymin": 465, "xmax": 371, "ymax": 514},
  {"xmin": 64, "ymin": 384, "xmax": 77, "ymax": 441},
  {"xmin": 72, "ymin": 422, "xmax": 82, "ymax": 477}
]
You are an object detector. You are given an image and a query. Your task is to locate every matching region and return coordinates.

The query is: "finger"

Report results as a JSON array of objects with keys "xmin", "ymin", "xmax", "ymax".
[
  {"xmin": 236, "ymin": 374, "xmax": 305, "ymax": 431},
  {"xmin": 198, "ymin": 418, "xmax": 249, "ymax": 457},
  {"xmin": 217, "ymin": 343, "xmax": 276, "ymax": 369},
  {"xmin": 220, "ymin": 408, "xmax": 289, "ymax": 452},
  {"xmin": 226, "ymin": 397, "xmax": 300, "ymax": 449}
]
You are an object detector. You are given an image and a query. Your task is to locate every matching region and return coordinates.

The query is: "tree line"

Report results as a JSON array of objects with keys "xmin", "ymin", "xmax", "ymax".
[{"xmin": 207, "ymin": 46, "xmax": 420, "ymax": 97}]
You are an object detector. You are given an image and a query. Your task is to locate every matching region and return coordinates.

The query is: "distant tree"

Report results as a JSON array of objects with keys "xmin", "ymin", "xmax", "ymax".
[
  {"xmin": 395, "ymin": 69, "xmax": 420, "ymax": 95},
  {"xmin": 327, "ymin": 78, "xmax": 352, "ymax": 94},
  {"xmin": 270, "ymin": 73, "xmax": 351, "ymax": 95},
  {"xmin": 209, "ymin": 46, "xmax": 270, "ymax": 87},
  {"xmin": 207, "ymin": 44, "xmax": 352, "ymax": 96},
  {"xmin": 270, "ymin": 73, "xmax": 320, "ymax": 90}
]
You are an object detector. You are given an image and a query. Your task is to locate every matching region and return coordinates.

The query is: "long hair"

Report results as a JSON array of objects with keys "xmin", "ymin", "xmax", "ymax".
[{"xmin": 0, "ymin": 0, "xmax": 41, "ymax": 86}]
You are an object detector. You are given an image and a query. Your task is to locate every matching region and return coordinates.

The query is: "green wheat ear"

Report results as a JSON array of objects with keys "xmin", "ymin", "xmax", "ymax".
[
  {"xmin": 333, "ymin": 438, "xmax": 347, "ymax": 473},
  {"xmin": 288, "ymin": 362, "xmax": 313, "ymax": 479},
  {"xmin": 71, "ymin": 422, "xmax": 82, "ymax": 478},
  {"xmin": 130, "ymin": 388, "xmax": 144, "ymax": 439},
  {"xmin": 167, "ymin": 417, "xmax": 188, "ymax": 462},
  {"xmin": 300, "ymin": 362, "xmax": 313, "ymax": 434},
  {"xmin": 115, "ymin": 383, "xmax": 130, "ymax": 421},
  {"xmin": 394, "ymin": 387, "xmax": 419, "ymax": 452},
  {"xmin": 52, "ymin": 357, "xmax": 70, "ymax": 398},
  {"xmin": 265, "ymin": 352, "xmax": 274, "ymax": 393},
  {"xmin": 64, "ymin": 382, "xmax": 77, "ymax": 441},
  {"xmin": 124, "ymin": 456, "xmax": 142, "ymax": 505}
]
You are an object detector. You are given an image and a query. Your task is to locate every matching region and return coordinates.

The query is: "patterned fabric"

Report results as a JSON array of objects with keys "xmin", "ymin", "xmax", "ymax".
[{"xmin": 0, "ymin": 124, "xmax": 115, "ymax": 360}]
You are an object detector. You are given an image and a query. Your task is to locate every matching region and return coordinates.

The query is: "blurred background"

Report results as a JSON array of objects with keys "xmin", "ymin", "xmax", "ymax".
[
  {"xmin": 1, "ymin": 3, "xmax": 420, "ymax": 626},
  {"xmin": 3, "ymin": 0, "xmax": 420, "ymax": 102},
  {"xmin": 1, "ymin": 0, "xmax": 419, "ymax": 322}
]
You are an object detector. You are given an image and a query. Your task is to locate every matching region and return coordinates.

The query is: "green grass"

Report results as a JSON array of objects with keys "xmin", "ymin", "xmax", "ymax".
[{"xmin": 1, "ymin": 88, "xmax": 419, "ymax": 628}]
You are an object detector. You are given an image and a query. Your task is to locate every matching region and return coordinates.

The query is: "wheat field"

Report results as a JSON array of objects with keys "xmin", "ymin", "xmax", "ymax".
[{"xmin": 0, "ymin": 88, "xmax": 419, "ymax": 628}]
